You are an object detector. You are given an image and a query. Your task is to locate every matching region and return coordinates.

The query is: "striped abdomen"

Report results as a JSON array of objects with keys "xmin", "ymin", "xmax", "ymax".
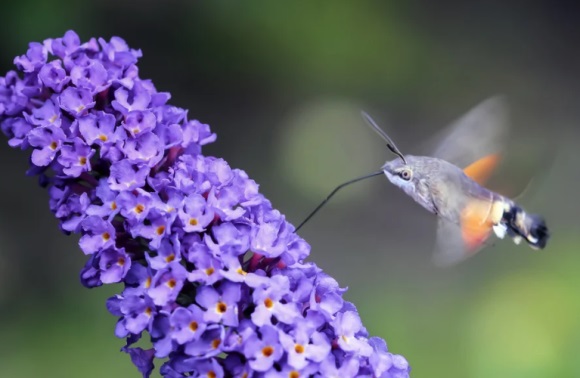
[
  {"xmin": 497, "ymin": 200, "xmax": 549, "ymax": 249},
  {"xmin": 456, "ymin": 189, "xmax": 549, "ymax": 251}
]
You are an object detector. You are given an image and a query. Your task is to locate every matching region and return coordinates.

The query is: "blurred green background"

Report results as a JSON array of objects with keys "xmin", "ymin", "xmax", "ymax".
[{"xmin": 1, "ymin": 1, "xmax": 579, "ymax": 377}]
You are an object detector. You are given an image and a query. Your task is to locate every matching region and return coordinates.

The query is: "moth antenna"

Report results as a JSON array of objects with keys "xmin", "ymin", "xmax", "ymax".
[
  {"xmin": 361, "ymin": 111, "xmax": 407, "ymax": 164},
  {"xmin": 295, "ymin": 170, "xmax": 384, "ymax": 232}
]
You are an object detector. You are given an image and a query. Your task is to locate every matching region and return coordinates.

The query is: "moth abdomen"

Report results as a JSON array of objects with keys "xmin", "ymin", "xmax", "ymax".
[{"xmin": 502, "ymin": 203, "xmax": 549, "ymax": 249}]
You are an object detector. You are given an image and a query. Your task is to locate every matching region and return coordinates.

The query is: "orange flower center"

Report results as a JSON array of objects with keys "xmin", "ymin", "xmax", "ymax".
[
  {"xmin": 216, "ymin": 302, "xmax": 227, "ymax": 313},
  {"xmin": 264, "ymin": 298, "xmax": 274, "ymax": 309},
  {"xmin": 262, "ymin": 346, "xmax": 274, "ymax": 357},
  {"xmin": 294, "ymin": 344, "xmax": 305, "ymax": 354}
]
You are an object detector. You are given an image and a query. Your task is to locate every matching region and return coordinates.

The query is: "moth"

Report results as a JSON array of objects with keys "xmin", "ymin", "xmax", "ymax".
[{"xmin": 296, "ymin": 97, "xmax": 549, "ymax": 266}]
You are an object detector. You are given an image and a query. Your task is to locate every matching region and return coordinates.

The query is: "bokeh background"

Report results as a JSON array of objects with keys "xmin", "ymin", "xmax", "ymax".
[{"xmin": 1, "ymin": 2, "xmax": 579, "ymax": 377}]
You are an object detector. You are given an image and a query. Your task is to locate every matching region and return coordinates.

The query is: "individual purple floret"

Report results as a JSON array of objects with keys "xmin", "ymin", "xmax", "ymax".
[{"xmin": 0, "ymin": 30, "xmax": 410, "ymax": 377}]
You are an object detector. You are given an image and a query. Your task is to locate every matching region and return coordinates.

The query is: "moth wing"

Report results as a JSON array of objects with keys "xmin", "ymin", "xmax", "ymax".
[
  {"xmin": 432, "ymin": 219, "xmax": 478, "ymax": 267},
  {"xmin": 430, "ymin": 96, "xmax": 509, "ymax": 170},
  {"xmin": 463, "ymin": 153, "xmax": 502, "ymax": 185},
  {"xmin": 427, "ymin": 96, "xmax": 556, "ymax": 199},
  {"xmin": 432, "ymin": 197, "xmax": 499, "ymax": 267}
]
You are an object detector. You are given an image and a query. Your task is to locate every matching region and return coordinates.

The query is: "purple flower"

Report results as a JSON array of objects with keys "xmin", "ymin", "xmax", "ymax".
[
  {"xmin": 13, "ymin": 42, "xmax": 47, "ymax": 72},
  {"xmin": 58, "ymin": 137, "xmax": 95, "ymax": 177},
  {"xmin": 70, "ymin": 60, "xmax": 109, "ymax": 94},
  {"xmin": 59, "ymin": 87, "xmax": 95, "ymax": 117},
  {"xmin": 196, "ymin": 282, "xmax": 241, "ymax": 327},
  {"xmin": 123, "ymin": 347, "xmax": 155, "ymax": 378},
  {"xmin": 51, "ymin": 30, "xmax": 82, "ymax": 59},
  {"xmin": 251, "ymin": 208, "xmax": 292, "ymax": 258},
  {"xmin": 1, "ymin": 117, "xmax": 33, "ymax": 148},
  {"xmin": 112, "ymin": 81, "xmax": 151, "ymax": 114},
  {"xmin": 169, "ymin": 305, "xmax": 207, "ymax": 344},
  {"xmin": 98, "ymin": 247, "xmax": 131, "ymax": 284},
  {"xmin": 124, "ymin": 131, "xmax": 164, "ymax": 166},
  {"xmin": 38, "ymin": 61, "xmax": 70, "ymax": 92},
  {"xmin": 78, "ymin": 215, "xmax": 115, "ymax": 255},
  {"xmin": 27, "ymin": 125, "xmax": 66, "ymax": 166},
  {"xmin": 187, "ymin": 246, "xmax": 223, "ymax": 285},
  {"xmin": 86, "ymin": 178, "xmax": 120, "ymax": 219},
  {"xmin": 116, "ymin": 188, "xmax": 152, "ymax": 223},
  {"xmin": 206, "ymin": 222, "xmax": 251, "ymax": 258},
  {"xmin": 112, "ymin": 293, "xmax": 157, "ymax": 336},
  {"xmin": 320, "ymin": 355, "xmax": 361, "ymax": 377},
  {"xmin": 279, "ymin": 321, "xmax": 331, "ymax": 369},
  {"xmin": 332, "ymin": 311, "xmax": 373, "ymax": 356},
  {"xmin": 250, "ymin": 274, "xmax": 301, "ymax": 327},
  {"xmin": 123, "ymin": 110, "xmax": 156, "ymax": 137},
  {"xmin": 184, "ymin": 325, "xmax": 225, "ymax": 358},
  {"xmin": 108, "ymin": 159, "xmax": 149, "ymax": 191},
  {"xmin": 0, "ymin": 30, "xmax": 411, "ymax": 378},
  {"xmin": 147, "ymin": 262, "xmax": 188, "ymax": 306},
  {"xmin": 243, "ymin": 325, "xmax": 284, "ymax": 372},
  {"xmin": 177, "ymin": 193, "xmax": 214, "ymax": 233},
  {"xmin": 23, "ymin": 98, "xmax": 61, "ymax": 127},
  {"xmin": 78, "ymin": 112, "xmax": 122, "ymax": 148}
]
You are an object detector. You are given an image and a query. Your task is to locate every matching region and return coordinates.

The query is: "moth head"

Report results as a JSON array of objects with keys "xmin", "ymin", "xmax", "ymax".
[{"xmin": 382, "ymin": 156, "xmax": 418, "ymax": 193}]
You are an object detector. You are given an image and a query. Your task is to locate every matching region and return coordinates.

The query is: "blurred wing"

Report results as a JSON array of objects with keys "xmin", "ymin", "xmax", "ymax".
[
  {"xmin": 463, "ymin": 153, "xmax": 501, "ymax": 185},
  {"xmin": 432, "ymin": 198, "xmax": 501, "ymax": 267},
  {"xmin": 433, "ymin": 219, "xmax": 479, "ymax": 267},
  {"xmin": 431, "ymin": 96, "xmax": 510, "ymax": 170}
]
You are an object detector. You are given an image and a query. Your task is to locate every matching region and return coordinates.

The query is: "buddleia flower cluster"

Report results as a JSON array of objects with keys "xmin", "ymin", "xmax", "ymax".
[{"xmin": 0, "ymin": 30, "xmax": 410, "ymax": 377}]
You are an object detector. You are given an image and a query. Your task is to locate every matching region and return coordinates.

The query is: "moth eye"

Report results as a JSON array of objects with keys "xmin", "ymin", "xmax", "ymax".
[{"xmin": 400, "ymin": 169, "xmax": 412, "ymax": 181}]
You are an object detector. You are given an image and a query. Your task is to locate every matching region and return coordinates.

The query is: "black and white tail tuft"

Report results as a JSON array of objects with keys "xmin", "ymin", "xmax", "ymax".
[{"xmin": 503, "ymin": 205, "xmax": 549, "ymax": 249}]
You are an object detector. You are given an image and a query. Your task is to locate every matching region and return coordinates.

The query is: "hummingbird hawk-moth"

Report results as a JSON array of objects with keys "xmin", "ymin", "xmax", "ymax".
[{"xmin": 296, "ymin": 97, "xmax": 549, "ymax": 266}]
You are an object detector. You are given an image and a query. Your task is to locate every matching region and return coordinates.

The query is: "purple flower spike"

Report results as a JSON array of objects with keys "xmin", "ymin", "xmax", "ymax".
[{"xmin": 0, "ymin": 30, "xmax": 410, "ymax": 378}]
